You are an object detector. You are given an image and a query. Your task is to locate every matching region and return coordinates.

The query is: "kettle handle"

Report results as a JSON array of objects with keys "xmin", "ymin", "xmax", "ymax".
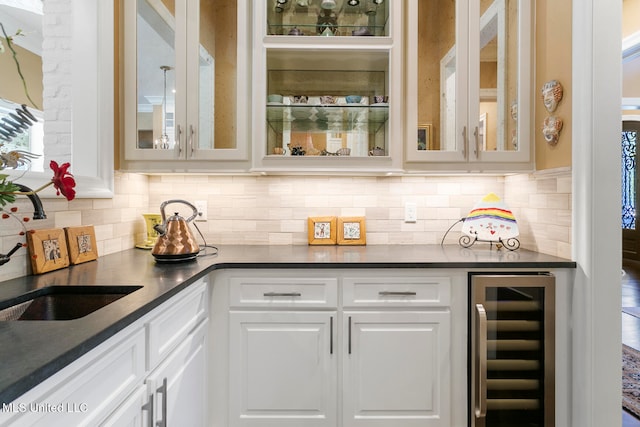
[{"xmin": 159, "ymin": 199, "xmax": 199, "ymax": 223}]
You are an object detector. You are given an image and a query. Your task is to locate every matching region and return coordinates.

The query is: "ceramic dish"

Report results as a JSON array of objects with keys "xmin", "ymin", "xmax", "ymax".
[{"xmin": 345, "ymin": 95, "xmax": 362, "ymax": 104}]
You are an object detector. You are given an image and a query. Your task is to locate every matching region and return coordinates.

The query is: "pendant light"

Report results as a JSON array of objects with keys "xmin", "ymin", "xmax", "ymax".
[{"xmin": 155, "ymin": 65, "xmax": 173, "ymax": 149}]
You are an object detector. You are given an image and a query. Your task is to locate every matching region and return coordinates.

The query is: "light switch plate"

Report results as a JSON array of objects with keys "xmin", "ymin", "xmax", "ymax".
[
  {"xmin": 405, "ymin": 202, "xmax": 417, "ymax": 223},
  {"xmin": 194, "ymin": 200, "xmax": 207, "ymax": 222}
]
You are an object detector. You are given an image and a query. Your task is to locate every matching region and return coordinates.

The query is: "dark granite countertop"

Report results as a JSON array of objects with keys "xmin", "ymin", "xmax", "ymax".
[{"xmin": 0, "ymin": 244, "xmax": 575, "ymax": 404}]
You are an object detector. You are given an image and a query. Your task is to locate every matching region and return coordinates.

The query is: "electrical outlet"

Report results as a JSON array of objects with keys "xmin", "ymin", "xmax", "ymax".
[
  {"xmin": 404, "ymin": 202, "xmax": 417, "ymax": 223},
  {"xmin": 194, "ymin": 200, "xmax": 207, "ymax": 222}
]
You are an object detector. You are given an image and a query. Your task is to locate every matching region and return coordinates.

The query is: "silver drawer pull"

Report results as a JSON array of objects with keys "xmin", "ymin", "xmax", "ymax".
[
  {"xmin": 263, "ymin": 292, "xmax": 302, "ymax": 297},
  {"xmin": 378, "ymin": 291, "xmax": 418, "ymax": 296}
]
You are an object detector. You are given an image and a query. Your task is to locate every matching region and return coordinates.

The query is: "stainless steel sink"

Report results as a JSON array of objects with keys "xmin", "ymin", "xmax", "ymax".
[{"xmin": 0, "ymin": 286, "xmax": 142, "ymax": 321}]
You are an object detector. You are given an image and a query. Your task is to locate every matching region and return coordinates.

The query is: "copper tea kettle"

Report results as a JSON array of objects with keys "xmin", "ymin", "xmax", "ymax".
[{"xmin": 151, "ymin": 200, "xmax": 200, "ymax": 262}]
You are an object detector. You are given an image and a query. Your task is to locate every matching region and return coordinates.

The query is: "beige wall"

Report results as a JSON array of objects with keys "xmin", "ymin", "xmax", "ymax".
[
  {"xmin": 624, "ymin": 0, "xmax": 640, "ymax": 38},
  {"xmin": 623, "ymin": 0, "xmax": 640, "ymax": 97},
  {"xmin": 534, "ymin": 0, "xmax": 572, "ymax": 170},
  {"xmin": 624, "ymin": 56, "xmax": 640, "ymax": 97},
  {"xmin": 0, "ymin": 43, "xmax": 43, "ymax": 109}
]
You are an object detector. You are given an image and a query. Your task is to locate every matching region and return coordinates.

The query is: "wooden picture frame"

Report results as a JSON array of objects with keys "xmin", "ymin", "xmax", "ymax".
[
  {"xmin": 308, "ymin": 217, "xmax": 337, "ymax": 245},
  {"xmin": 417, "ymin": 123, "xmax": 433, "ymax": 151},
  {"xmin": 65, "ymin": 225, "xmax": 99, "ymax": 265},
  {"xmin": 337, "ymin": 217, "xmax": 366, "ymax": 245},
  {"xmin": 26, "ymin": 228, "xmax": 70, "ymax": 274}
]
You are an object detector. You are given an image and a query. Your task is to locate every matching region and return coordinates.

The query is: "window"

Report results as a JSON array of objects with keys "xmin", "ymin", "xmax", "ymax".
[
  {"xmin": 0, "ymin": 99, "xmax": 44, "ymax": 172},
  {"xmin": 622, "ymin": 129, "xmax": 636, "ymax": 230}
]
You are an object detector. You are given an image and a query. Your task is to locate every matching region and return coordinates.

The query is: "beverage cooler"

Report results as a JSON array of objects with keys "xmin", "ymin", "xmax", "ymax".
[{"xmin": 469, "ymin": 273, "xmax": 555, "ymax": 427}]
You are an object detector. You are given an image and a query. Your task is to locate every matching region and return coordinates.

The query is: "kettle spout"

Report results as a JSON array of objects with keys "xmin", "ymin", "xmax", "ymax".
[{"xmin": 153, "ymin": 223, "xmax": 166, "ymax": 236}]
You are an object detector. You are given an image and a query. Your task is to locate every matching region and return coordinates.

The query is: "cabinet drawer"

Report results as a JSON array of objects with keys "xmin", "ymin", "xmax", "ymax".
[
  {"xmin": 229, "ymin": 277, "xmax": 338, "ymax": 308},
  {"xmin": 343, "ymin": 276, "xmax": 451, "ymax": 308},
  {"xmin": 147, "ymin": 280, "xmax": 208, "ymax": 369}
]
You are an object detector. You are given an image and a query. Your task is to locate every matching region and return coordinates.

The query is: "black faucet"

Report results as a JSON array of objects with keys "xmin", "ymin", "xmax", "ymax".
[
  {"xmin": 15, "ymin": 183, "xmax": 46, "ymax": 220},
  {"xmin": 0, "ymin": 242, "xmax": 23, "ymax": 266}
]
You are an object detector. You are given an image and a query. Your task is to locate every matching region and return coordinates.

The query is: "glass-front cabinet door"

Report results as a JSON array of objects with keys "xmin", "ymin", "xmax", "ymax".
[
  {"xmin": 251, "ymin": 0, "xmax": 403, "ymax": 173},
  {"xmin": 123, "ymin": 0, "xmax": 249, "ymax": 169},
  {"xmin": 405, "ymin": 0, "xmax": 533, "ymax": 172}
]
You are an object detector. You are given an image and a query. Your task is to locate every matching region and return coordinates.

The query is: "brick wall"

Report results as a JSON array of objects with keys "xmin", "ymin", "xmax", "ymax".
[{"xmin": 42, "ymin": 0, "xmax": 73, "ymax": 163}]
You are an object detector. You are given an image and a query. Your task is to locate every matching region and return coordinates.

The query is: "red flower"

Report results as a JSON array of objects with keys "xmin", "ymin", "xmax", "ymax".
[{"xmin": 50, "ymin": 161, "xmax": 76, "ymax": 201}]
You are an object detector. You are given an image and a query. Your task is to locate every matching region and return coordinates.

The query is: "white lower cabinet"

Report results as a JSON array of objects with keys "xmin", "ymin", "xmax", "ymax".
[
  {"xmin": 224, "ymin": 271, "xmax": 452, "ymax": 427},
  {"xmin": 342, "ymin": 311, "xmax": 450, "ymax": 427},
  {"xmin": 105, "ymin": 280, "xmax": 209, "ymax": 427},
  {"xmin": 99, "ymin": 385, "xmax": 148, "ymax": 427},
  {"xmin": 0, "ymin": 278, "xmax": 209, "ymax": 427},
  {"xmin": 145, "ymin": 319, "xmax": 208, "ymax": 426},
  {"xmin": 229, "ymin": 312, "xmax": 337, "ymax": 426},
  {"xmin": 0, "ymin": 326, "xmax": 146, "ymax": 427}
]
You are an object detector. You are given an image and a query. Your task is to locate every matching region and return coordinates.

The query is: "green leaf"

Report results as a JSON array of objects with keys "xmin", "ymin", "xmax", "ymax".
[{"xmin": 0, "ymin": 175, "xmax": 19, "ymax": 207}]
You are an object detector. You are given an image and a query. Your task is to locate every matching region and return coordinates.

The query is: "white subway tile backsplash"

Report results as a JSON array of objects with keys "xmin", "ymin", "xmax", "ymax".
[
  {"xmin": 536, "ymin": 178, "xmax": 558, "ymax": 194},
  {"xmin": 367, "ymin": 233, "xmax": 389, "ymax": 245},
  {"xmin": 280, "ymin": 219, "xmax": 305, "ymax": 233},
  {"xmin": 557, "ymin": 242, "xmax": 572, "ymax": 259},
  {"xmin": 93, "ymin": 198, "xmax": 114, "ymax": 210},
  {"xmin": 401, "ymin": 222, "xmax": 425, "ymax": 232},
  {"xmin": 353, "ymin": 195, "xmax": 378, "ymax": 208},
  {"xmin": 557, "ymin": 176, "xmax": 572, "ymax": 194},
  {"xmin": 269, "ymin": 232, "xmax": 293, "ymax": 245},
  {"xmin": 505, "ymin": 171, "xmax": 572, "ymax": 256},
  {"xmin": 437, "ymin": 182, "xmax": 462, "ymax": 195},
  {"xmin": 436, "ymin": 207, "xmax": 462, "ymax": 220},
  {"xmin": 231, "ymin": 220, "xmax": 258, "ymax": 232},
  {"xmin": 53, "ymin": 210, "xmax": 82, "ymax": 228},
  {"xmin": 425, "ymin": 194, "xmax": 451, "ymax": 208},
  {"xmin": 102, "ymin": 238, "xmax": 124, "ymax": 255},
  {"xmin": 0, "ymin": 169, "xmax": 572, "ymax": 281},
  {"xmin": 340, "ymin": 207, "xmax": 367, "ymax": 217},
  {"xmin": 304, "ymin": 194, "xmax": 331, "ymax": 208},
  {"xmin": 547, "ymin": 194, "xmax": 571, "ymax": 210}
]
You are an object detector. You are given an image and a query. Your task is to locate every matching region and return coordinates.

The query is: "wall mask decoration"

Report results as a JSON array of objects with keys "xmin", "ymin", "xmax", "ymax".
[
  {"xmin": 510, "ymin": 99, "xmax": 518, "ymax": 121},
  {"xmin": 541, "ymin": 79, "xmax": 564, "ymax": 113},
  {"xmin": 542, "ymin": 115, "xmax": 563, "ymax": 146}
]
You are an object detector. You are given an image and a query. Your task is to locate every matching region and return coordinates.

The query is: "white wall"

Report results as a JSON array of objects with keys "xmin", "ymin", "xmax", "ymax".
[{"xmin": 571, "ymin": 0, "xmax": 622, "ymax": 425}]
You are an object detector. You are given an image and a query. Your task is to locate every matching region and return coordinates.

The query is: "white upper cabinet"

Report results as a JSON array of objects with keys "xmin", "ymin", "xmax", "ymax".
[
  {"xmin": 121, "ymin": 0, "xmax": 534, "ymax": 174},
  {"xmin": 250, "ymin": 0, "xmax": 404, "ymax": 174},
  {"xmin": 122, "ymin": 0, "xmax": 250, "ymax": 172},
  {"xmin": 404, "ymin": 0, "xmax": 534, "ymax": 172}
]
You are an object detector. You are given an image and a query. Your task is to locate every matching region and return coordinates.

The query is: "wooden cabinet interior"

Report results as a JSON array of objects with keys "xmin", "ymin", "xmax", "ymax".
[
  {"xmin": 406, "ymin": 0, "xmax": 533, "ymax": 171},
  {"xmin": 417, "ymin": 0, "xmax": 519, "ymax": 154}
]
